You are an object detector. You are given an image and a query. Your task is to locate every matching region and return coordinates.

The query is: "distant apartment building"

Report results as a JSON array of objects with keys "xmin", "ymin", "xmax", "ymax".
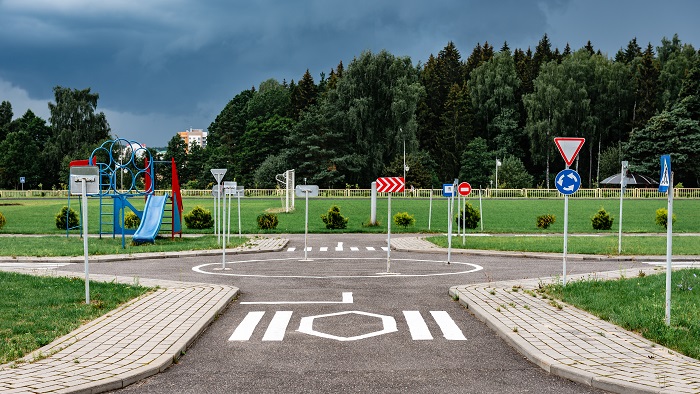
[{"xmin": 178, "ymin": 128, "xmax": 208, "ymax": 151}]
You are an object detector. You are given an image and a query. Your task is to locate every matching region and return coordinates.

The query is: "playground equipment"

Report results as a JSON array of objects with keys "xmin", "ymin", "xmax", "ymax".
[{"xmin": 67, "ymin": 138, "xmax": 183, "ymax": 247}]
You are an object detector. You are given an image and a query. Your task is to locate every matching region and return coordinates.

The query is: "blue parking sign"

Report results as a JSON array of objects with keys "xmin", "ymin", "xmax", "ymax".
[{"xmin": 442, "ymin": 183, "xmax": 454, "ymax": 197}]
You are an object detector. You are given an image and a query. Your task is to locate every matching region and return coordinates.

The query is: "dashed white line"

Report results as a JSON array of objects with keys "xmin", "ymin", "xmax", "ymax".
[
  {"xmin": 350, "ymin": 247, "xmax": 359, "ymax": 251},
  {"xmin": 320, "ymin": 247, "xmax": 328, "ymax": 252},
  {"xmin": 366, "ymin": 247, "xmax": 376, "ymax": 251}
]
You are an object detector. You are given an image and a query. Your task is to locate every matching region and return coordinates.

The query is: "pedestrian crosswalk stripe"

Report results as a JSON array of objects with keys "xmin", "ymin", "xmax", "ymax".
[
  {"xmin": 286, "ymin": 245, "xmax": 387, "ymax": 253},
  {"xmin": 403, "ymin": 311, "xmax": 433, "ymax": 340},
  {"xmin": 229, "ymin": 311, "xmax": 265, "ymax": 341},
  {"xmin": 430, "ymin": 311, "xmax": 467, "ymax": 340},
  {"xmin": 229, "ymin": 310, "xmax": 465, "ymax": 342},
  {"xmin": 262, "ymin": 311, "xmax": 293, "ymax": 341}
]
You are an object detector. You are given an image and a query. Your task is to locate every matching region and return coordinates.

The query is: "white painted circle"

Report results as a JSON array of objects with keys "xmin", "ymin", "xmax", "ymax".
[{"xmin": 192, "ymin": 257, "xmax": 482, "ymax": 278}]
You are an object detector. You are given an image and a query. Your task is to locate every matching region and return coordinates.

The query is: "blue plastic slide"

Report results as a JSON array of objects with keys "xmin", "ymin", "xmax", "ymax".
[{"xmin": 132, "ymin": 194, "xmax": 168, "ymax": 243}]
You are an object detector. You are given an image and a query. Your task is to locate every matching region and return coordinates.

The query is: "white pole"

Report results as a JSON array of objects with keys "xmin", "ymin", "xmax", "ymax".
[
  {"xmin": 386, "ymin": 193, "xmax": 392, "ymax": 272},
  {"xmin": 304, "ymin": 191, "xmax": 310, "ymax": 261},
  {"xmin": 81, "ymin": 179, "xmax": 90, "ymax": 305},
  {"xmin": 665, "ymin": 172, "xmax": 674, "ymax": 326},
  {"xmin": 237, "ymin": 192, "xmax": 242, "ymax": 237},
  {"xmin": 428, "ymin": 188, "xmax": 433, "ymax": 231},
  {"xmin": 479, "ymin": 186, "xmax": 483, "ymax": 232},
  {"xmin": 462, "ymin": 193, "xmax": 466, "ymax": 245},
  {"xmin": 227, "ymin": 189, "xmax": 232, "ymax": 242},
  {"xmin": 563, "ymin": 193, "xmax": 569, "ymax": 286},
  {"xmin": 447, "ymin": 181, "xmax": 456, "ymax": 264},
  {"xmin": 371, "ymin": 182, "xmax": 377, "ymax": 225},
  {"xmin": 221, "ymin": 187, "xmax": 227, "ymax": 270},
  {"xmin": 618, "ymin": 162, "xmax": 626, "ymax": 254}
]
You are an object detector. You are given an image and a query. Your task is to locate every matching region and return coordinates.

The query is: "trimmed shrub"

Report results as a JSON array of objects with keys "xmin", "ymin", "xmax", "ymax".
[
  {"xmin": 456, "ymin": 202, "xmax": 481, "ymax": 229},
  {"xmin": 393, "ymin": 212, "xmax": 415, "ymax": 228},
  {"xmin": 55, "ymin": 206, "xmax": 79, "ymax": 230},
  {"xmin": 0, "ymin": 212, "xmax": 5, "ymax": 230},
  {"xmin": 124, "ymin": 211, "xmax": 141, "ymax": 229},
  {"xmin": 321, "ymin": 205, "xmax": 348, "ymax": 230},
  {"xmin": 655, "ymin": 208, "xmax": 677, "ymax": 229},
  {"xmin": 257, "ymin": 212, "xmax": 279, "ymax": 230},
  {"xmin": 591, "ymin": 207, "xmax": 614, "ymax": 230},
  {"xmin": 536, "ymin": 214, "xmax": 556, "ymax": 229},
  {"xmin": 184, "ymin": 206, "xmax": 214, "ymax": 229}
]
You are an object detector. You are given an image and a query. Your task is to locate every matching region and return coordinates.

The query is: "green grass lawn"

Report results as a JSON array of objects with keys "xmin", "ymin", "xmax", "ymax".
[
  {"xmin": 541, "ymin": 269, "xmax": 700, "ymax": 361},
  {"xmin": 0, "ymin": 235, "xmax": 247, "ymax": 257},
  {"xmin": 2, "ymin": 196, "xmax": 700, "ymax": 235},
  {"xmin": 427, "ymin": 235, "xmax": 700, "ymax": 255},
  {"xmin": 0, "ymin": 271, "xmax": 150, "ymax": 364}
]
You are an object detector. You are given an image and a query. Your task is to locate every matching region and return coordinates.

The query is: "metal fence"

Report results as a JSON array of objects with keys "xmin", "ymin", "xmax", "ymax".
[{"xmin": 3, "ymin": 188, "xmax": 699, "ymax": 199}]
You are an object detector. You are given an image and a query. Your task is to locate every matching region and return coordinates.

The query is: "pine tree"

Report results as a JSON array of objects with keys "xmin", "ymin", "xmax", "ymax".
[
  {"xmin": 532, "ymin": 33, "xmax": 555, "ymax": 77},
  {"xmin": 584, "ymin": 40, "xmax": 595, "ymax": 55},
  {"xmin": 632, "ymin": 43, "xmax": 661, "ymax": 130}
]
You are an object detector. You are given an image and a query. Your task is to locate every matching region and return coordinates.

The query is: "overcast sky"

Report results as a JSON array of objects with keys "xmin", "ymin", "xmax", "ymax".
[{"xmin": 1, "ymin": 0, "xmax": 699, "ymax": 147}]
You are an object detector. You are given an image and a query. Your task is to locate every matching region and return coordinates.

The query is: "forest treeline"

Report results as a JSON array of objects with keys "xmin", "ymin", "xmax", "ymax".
[{"xmin": 1, "ymin": 33, "xmax": 699, "ymax": 190}]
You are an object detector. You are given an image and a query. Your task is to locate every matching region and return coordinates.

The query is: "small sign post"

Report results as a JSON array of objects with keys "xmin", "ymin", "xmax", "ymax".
[
  {"xmin": 445, "ymin": 180, "xmax": 458, "ymax": 264},
  {"xmin": 458, "ymin": 182, "xmax": 471, "ymax": 244},
  {"xmin": 236, "ymin": 186, "xmax": 244, "ymax": 237},
  {"xmin": 553, "ymin": 137, "xmax": 585, "ymax": 285},
  {"xmin": 618, "ymin": 161, "xmax": 628, "ymax": 254},
  {"xmin": 295, "ymin": 185, "xmax": 319, "ymax": 261},
  {"xmin": 376, "ymin": 177, "xmax": 405, "ymax": 273},
  {"xmin": 211, "ymin": 169, "xmax": 227, "ymax": 246},
  {"xmin": 70, "ymin": 166, "xmax": 98, "ymax": 305},
  {"xmin": 659, "ymin": 155, "xmax": 673, "ymax": 326}
]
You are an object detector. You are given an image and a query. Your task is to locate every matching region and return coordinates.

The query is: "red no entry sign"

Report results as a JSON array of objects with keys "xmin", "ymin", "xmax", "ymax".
[{"xmin": 458, "ymin": 182, "xmax": 471, "ymax": 196}]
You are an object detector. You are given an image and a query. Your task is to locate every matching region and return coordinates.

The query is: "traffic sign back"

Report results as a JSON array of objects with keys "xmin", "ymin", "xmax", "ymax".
[
  {"xmin": 554, "ymin": 137, "xmax": 585, "ymax": 167},
  {"xmin": 376, "ymin": 177, "xmax": 404, "ymax": 193}
]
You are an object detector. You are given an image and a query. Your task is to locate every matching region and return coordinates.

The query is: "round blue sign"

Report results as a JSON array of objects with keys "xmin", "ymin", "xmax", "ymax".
[{"xmin": 555, "ymin": 169, "xmax": 581, "ymax": 195}]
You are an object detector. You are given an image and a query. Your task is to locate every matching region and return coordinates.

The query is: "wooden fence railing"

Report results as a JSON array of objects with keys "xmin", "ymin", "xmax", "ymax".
[{"xmin": 3, "ymin": 188, "xmax": 699, "ymax": 199}]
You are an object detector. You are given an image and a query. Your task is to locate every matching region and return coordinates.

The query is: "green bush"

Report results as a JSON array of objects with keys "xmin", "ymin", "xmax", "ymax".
[
  {"xmin": 184, "ymin": 206, "xmax": 214, "ymax": 229},
  {"xmin": 321, "ymin": 205, "xmax": 348, "ymax": 229},
  {"xmin": 655, "ymin": 208, "xmax": 677, "ymax": 229},
  {"xmin": 591, "ymin": 207, "xmax": 614, "ymax": 230},
  {"xmin": 536, "ymin": 214, "xmax": 556, "ymax": 229},
  {"xmin": 124, "ymin": 211, "xmax": 141, "ymax": 229},
  {"xmin": 257, "ymin": 212, "xmax": 279, "ymax": 230},
  {"xmin": 0, "ymin": 212, "xmax": 6, "ymax": 230},
  {"xmin": 55, "ymin": 206, "xmax": 79, "ymax": 230},
  {"xmin": 456, "ymin": 202, "xmax": 481, "ymax": 229},
  {"xmin": 393, "ymin": 212, "xmax": 415, "ymax": 228}
]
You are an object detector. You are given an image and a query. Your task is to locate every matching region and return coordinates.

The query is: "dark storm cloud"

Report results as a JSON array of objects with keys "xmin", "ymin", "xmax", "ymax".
[{"xmin": 1, "ymin": 0, "xmax": 697, "ymax": 146}]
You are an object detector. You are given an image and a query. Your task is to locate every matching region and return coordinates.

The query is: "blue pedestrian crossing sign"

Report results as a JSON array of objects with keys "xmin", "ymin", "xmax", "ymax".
[
  {"xmin": 442, "ymin": 183, "xmax": 455, "ymax": 197},
  {"xmin": 555, "ymin": 169, "xmax": 581, "ymax": 195},
  {"xmin": 659, "ymin": 154, "xmax": 671, "ymax": 193}
]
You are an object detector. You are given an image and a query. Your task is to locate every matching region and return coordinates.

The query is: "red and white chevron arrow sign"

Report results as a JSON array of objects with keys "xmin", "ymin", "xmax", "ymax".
[{"xmin": 376, "ymin": 177, "xmax": 405, "ymax": 193}]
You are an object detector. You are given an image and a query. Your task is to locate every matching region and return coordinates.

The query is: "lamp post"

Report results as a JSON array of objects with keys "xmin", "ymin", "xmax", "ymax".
[{"xmin": 495, "ymin": 159, "xmax": 502, "ymax": 194}]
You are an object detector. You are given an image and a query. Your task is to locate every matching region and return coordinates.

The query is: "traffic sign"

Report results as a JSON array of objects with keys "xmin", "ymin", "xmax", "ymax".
[
  {"xmin": 659, "ymin": 155, "xmax": 671, "ymax": 193},
  {"xmin": 295, "ymin": 185, "xmax": 319, "ymax": 197},
  {"xmin": 555, "ymin": 169, "xmax": 581, "ymax": 195},
  {"xmin": 554, "ymin": 137, "xmax": 585, "ymax": 167},
  {"xmin": 457, "ymin": 182, "xmax": 472, "ymax": 196},
  {"xmin": 442, "ymin": 184, "xmax": 454, "ymax": 197},
  {"xmin": 376, "ymin": 177, "xmax": 404, "ymax": 193},
  {"xmin": 210, "ymin": 168, "xmax": 227, "ymax": 183}
]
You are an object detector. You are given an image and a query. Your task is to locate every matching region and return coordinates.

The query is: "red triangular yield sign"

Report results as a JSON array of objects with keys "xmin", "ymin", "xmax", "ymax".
[{"xmin": 554, "ymin": 137, "xmax": 585, "ymax": 167}]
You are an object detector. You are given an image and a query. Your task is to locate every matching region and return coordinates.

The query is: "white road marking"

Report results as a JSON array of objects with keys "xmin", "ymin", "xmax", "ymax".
[
  {"xmin": 430, "ymin": 311, "xmax": 467, "ymax": 340},
  {"xmin": 335, "ymin": 242, "xmax": 343, "ymax": 251},
  {"xmin": 403, "ymin": 311, "xmax": 433, "ymax": 340},
  {"xmin": 229, "ymin": 310, "xmax": 464, "ymax": 342},
  {"xmin": 350, "ymin": 247, "xmax": 359, "ymax": 251},
  {"xmin": 381, "ymin": 247, "xmax": 389, "ymax": 251},
  {"xmin": 366, "ymin": 247, "xmax": 375, "ymax": 251},
  {"xmin": 229, "ymin": 311, "xmax": 265, "ymax": 341},
  {"xmin": 241, "ymin": 292, "xmax": 354, "ymax": 305},
  {"xmin": 305, "ymin": 247, "xmax": 312, "ymax": 251},
  {"xmin": 262, "ymin": 311, "xmax": 293, "ymax": 341},
  {"xmin": 320, "ymin": 247, "xmax": 328, "ymax": 252},
  {"xmin": 287, "ymin": 247, "xmax": 296, "ymax": 252}
]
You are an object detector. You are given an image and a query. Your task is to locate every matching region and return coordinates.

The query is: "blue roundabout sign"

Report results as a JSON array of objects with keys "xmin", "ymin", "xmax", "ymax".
[{"xmin": 555, "ymin": 169, "xmax": 581, "ymax": 195}]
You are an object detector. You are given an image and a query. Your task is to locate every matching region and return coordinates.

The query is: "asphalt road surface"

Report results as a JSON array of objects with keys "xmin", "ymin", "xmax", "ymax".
[{"xmin": 58, "ymin": 233, "xmax": 647, "ymax": 393}]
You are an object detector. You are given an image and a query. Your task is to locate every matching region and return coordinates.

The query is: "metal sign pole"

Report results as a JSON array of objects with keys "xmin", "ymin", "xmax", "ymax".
[
  {"xmin": 81, "ymin": 179, "xmax": 90, "ymax": 305},
  {"xmin": 428, "ymin": 188, "xmax": 433, "ymax": 230},
  {"xmin": 237, "ymin": 192, "xmax": 242, "ymax": 237},
  {"xmin": 665, "ymin": 172, "xmax": 674, "ymax": 326},
  {"xmin": 304, "ymin": 190, "xmax": 310, "ymax": 261},
  {"xmin": 479, "ymin": 186, "xmax": 483, "ymax": 232},
  {"xmin": 386, "ymin": 193, "xmax": 392, "ymax": 272},
  {"xmin": 221, "ymin": 187, "xmax": 227, "ymax": 270},
  {"xmin": 618, "ymin": 161, "xmax": 628, "ymax": 254},
  {"xmin": 563, "ymin": 193, "xmax": 569, "ymax": 285}
]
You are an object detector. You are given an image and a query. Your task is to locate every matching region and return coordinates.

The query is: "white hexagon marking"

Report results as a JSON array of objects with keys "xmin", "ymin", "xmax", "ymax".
[{"xmin": 297, "ymin": 310, "xmax": 397, "ymax": 341}]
